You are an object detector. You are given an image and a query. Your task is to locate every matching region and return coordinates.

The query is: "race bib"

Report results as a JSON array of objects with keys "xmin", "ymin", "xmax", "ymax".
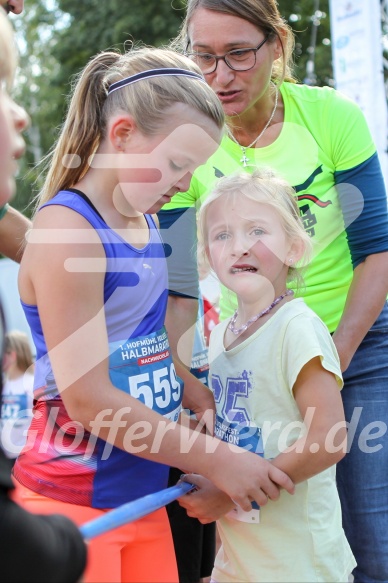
[
  {"xmin": 190, "ymin": 346, "xmax": 210, "ymax": 387},
  {"xmin": 1, "ymin": 393, "xmax": 29, "ymax": 424},
  {"xmin": 109, "ymin": 327, "xmax": 183, "ymax": 422}
]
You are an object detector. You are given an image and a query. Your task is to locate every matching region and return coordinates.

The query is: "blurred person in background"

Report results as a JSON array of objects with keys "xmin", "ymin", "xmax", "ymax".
[{"xmin": 1, "ymin": 330, "xmax": 34, "ymax": 464}]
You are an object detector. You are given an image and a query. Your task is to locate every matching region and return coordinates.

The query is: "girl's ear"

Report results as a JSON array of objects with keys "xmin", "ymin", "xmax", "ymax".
[
  {"xmin": 286, "ymin": 237, "xmax": 305, "ymax": 266},
  {"xmin": 109, "ymin": 114, "xmax": 137, "ymax": 152}
]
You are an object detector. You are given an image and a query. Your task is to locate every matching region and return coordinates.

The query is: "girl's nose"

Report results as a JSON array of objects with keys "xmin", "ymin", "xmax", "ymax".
[
  {"xmin": 6, "ymin": 1, "xmax": 25, "ymax": 15},
  {"xmin": 11, "ymin": 101, "xmax": 30, "ymax": 133},
  {"xmin": 175, "ymin": 171, "xmax": 192, "ymax": 193},
  {"xmin": 231, "ymin": 235, "xmax": 250, "ymax": 257}
]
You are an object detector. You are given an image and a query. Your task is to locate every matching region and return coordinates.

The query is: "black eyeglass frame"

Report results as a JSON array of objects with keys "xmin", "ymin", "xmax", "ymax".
[{"xmin": 185, "ymin": 36, "xmax": 270, "ymax": 74}]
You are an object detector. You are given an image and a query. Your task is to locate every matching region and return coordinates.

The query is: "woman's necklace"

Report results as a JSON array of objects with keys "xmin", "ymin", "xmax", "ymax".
[
  {"xmin": 226, "ymin": 83, "xmax": 279, "ymax": 167},
  {"xmin": 228, "ymin": 289, "xmax": 294, "ymax": 335}
]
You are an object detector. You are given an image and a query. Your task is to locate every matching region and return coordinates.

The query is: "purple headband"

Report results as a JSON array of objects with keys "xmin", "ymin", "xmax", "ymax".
[{"xmin": 108, "ymin": 67, "xmax": 205, "ymax": 94}]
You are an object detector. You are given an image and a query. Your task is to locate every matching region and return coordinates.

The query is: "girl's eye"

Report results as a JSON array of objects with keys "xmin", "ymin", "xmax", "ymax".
[
  {"xmin": 215, "ymin": 232, "xmax": 230, "ymax": 241},
  {"xmin": 170, "ymin": 161, "xmax": 184, "ymax": 171},
  {"xmin": 251, "ymin": 228, "xmax": 264, "ymax": 236}
]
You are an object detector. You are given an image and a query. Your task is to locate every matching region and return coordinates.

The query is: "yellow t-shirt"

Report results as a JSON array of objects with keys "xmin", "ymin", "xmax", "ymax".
[{"xmin": 209, "ymin": 298, "xmax": 356, "ymax": 582}]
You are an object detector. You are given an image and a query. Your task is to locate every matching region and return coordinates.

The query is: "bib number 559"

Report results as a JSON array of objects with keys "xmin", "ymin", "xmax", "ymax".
[{"xmin": 128, "ymin": 363, "xmax": 181, "ymax": 410}]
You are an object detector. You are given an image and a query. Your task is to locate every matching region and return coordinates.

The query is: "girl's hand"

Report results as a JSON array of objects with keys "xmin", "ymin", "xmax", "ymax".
[
  {"xmin": 205, "ymin": 444, "xmax": 295, "ymax": 511},
  {"xmin": 179, "ymin": 474, "xmax": 235, "ymax": 523}
]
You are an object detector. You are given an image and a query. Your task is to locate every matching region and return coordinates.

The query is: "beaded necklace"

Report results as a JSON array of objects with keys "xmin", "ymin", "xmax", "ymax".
[{"xmin": 228, "ymin": 289, "xmax": 294, "ymax": 335}]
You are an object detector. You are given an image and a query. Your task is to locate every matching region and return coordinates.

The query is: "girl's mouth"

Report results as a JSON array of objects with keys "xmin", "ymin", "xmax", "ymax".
[{"xmin": 231, "ymin": 265, "xmax": 257, "ymax": 274}]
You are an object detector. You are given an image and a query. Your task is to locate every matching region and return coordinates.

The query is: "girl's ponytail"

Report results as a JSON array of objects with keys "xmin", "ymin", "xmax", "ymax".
[{"xmin": 38, "ymin": 51, "xmax": 120, "ymax": 206}]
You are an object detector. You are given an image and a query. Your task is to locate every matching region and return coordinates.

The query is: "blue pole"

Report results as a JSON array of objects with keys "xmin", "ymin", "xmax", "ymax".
[{"xmin": 80, "ymin": 481, "xmax": 195, "ymax": 540}]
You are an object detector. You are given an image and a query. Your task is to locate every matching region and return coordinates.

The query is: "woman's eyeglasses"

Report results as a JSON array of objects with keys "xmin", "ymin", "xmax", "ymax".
[{"xmin": 186, "ymin": 36, "xmax": 269, "ymax": 75}]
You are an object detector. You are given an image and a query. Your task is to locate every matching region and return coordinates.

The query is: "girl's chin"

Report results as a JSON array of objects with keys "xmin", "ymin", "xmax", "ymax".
[
  {"xmin": 146, "ymin": 202, "xmax": 163, "ymax": 214},
  {"xmin": 0, "ymin": 181, "xmax": 16, "ymax": 207},
  {"xmin": 227, "ymin": 279, "xmax": 276, "ymax": 300}
]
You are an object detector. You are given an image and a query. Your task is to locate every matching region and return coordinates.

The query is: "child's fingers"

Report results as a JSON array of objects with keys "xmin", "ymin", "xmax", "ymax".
[
  {"xmin": 179, "ymin": 473, "xmax": 206, "ymax": 491},
  {"xmin": 268, "ymin": 465, "xmax": 295, "ymax": 495},
  {"xmin": 232, "ymin": 489, "xmax": 268, "ymax": 511}
]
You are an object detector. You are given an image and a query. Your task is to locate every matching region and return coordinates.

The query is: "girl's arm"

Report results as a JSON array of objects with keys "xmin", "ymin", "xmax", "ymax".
[
  {"xmin": 270, "ymin": 356, "xmax": 346, "ymax": 482},
  {"xmin": 177, "ymin": 356, "xmax": 345, "ymax": 522},
  {"xmin": 22, "ymin": 205, "xmax": 294, "ymax": 512}
]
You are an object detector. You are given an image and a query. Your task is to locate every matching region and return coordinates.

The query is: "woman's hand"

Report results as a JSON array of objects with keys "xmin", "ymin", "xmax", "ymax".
[{"xmin": 179, "ymin": 474, "xmax": 235, "ymax": 523}]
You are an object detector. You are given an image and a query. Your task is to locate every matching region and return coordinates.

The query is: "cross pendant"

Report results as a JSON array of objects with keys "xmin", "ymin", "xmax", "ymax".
[{"xmin": 240, "ymin": 149, "xmax": 249, "ymax": 167}]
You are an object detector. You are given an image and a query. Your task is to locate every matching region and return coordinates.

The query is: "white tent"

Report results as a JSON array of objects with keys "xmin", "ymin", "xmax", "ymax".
[{"xmin": 329, "ymin": 0, "xmax": 388, "ymax": 188}]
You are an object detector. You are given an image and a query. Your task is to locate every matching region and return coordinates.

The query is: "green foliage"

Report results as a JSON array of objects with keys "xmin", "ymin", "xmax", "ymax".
[
  {"xmin": 10, "ymin": 0, "xmax": 187, "ymax": 216},
  {"xmin": 10, "ymin": 0, "xmax": 65, "ymax": 215},
  {"xmin": 52, "ymin": 0, "xmax": 186, "ymax": 92},
  {"xmin": 278, "ymin": 0, "xmax": 332, "ymax": 86}
]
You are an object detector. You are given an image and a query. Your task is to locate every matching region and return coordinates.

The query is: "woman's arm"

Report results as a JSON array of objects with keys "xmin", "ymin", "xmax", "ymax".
[
  {"xmin": 270, "ymin": 357, "xmax": 346, "ymax": 482},
  {"xmin": 333, "ymin": 252, "xmax": 388, "ymax": 371},
  {"xmin": 0, "ymin": 205, "xmax": 31, "ymax": 262},
  {"xmin": 333, "ymin": 154, "xmax": 388, "ymax": 370}
]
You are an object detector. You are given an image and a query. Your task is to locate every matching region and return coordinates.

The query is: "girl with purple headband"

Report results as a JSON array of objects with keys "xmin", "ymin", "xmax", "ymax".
[{"xmin": 13, "ymin": 47, "xmax": 294, "ymax": 582}]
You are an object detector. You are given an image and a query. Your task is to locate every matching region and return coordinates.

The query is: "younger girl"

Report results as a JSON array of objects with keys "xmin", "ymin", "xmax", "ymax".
[
  {"xmin": 14, "ymin": 49, "xmax": 294, "ymax": 582},
  {"xmin": 180, "ymin": 169, "xmax": 356, "ymax": 582}
]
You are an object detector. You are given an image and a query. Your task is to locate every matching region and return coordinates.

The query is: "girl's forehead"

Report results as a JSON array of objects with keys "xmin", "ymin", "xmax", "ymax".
[
  {"xmin": 161, "ymin": 102, "xmax": 221, "ymax": 136},
  {"xmin": 206, "ymin": 193, "xmax": 282, "ymax": 224},
  {"xmin": 209, "ymin": 192, "xmax": 267, "ymax": 212}
]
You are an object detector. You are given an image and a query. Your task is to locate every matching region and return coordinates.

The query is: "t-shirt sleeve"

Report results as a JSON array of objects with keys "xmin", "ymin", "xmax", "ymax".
[
  {"xmin": 335, "ymin": 153, "xmax": 388, "ymax": 267},
  {"xmin": 323, "ymin": 90, "xmax": 376, "ymax": 170},
  {"xmin": 281, "ymin": 312, "xmax": 343, "ymax": 393}
]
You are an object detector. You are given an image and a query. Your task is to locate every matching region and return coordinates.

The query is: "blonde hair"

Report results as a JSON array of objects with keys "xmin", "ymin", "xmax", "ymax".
[
  {"xmin": 198, "ymin": 168, "xmax": 313, "ymax": 288},
  {"xmin": 0, "ymin": 8, "xmax": 18, "ymax": 90},
  {"xmin": 4, "ymin": 331, "xmax": 34, "ymax": 373},
  {"xmin": 38, "ymin": 47, "xmax": 225, "ymax": 207},
  {"xmin": 172, "ymin": 0, "xmax": 296, "ymax": 85}
]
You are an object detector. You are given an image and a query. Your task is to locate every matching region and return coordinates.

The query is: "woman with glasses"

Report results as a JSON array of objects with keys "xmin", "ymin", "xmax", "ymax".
[{"xmin": 158, "ymin": 1, "xmax": 388, "ymax": 582}]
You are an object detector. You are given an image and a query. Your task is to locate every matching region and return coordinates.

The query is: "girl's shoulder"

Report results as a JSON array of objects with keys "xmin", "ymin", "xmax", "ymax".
[
  {"xmin": 34, "ymin": 190, "xmax": 106, "ymax": 240},
  {"xmin": 280, "ymin": 299, "xmax": 343, "ymax": 387},
  {"xmin": 282, "ymin": 298, "xmax": 330, "ymax": 334},
  {"xmin": 39, "ymin": 189, "xmax": 103, "ymax": 223}
]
